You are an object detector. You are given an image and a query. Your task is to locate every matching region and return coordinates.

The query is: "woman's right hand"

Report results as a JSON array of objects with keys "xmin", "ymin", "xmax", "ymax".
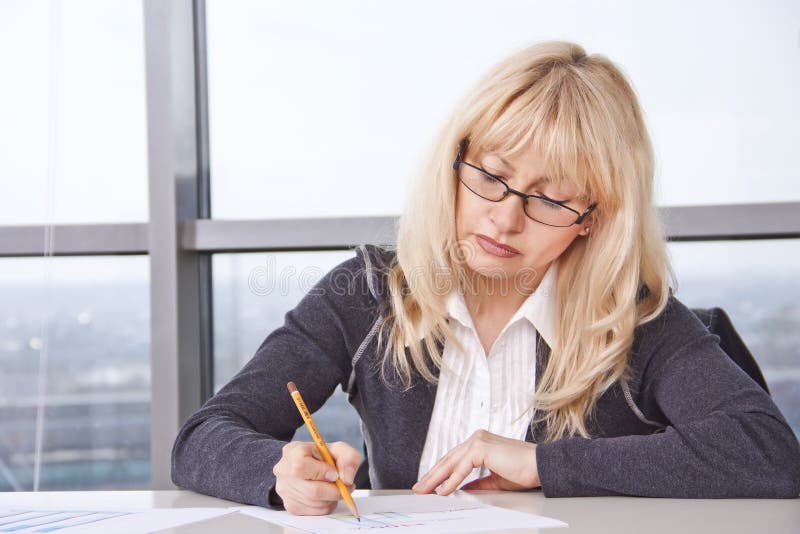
[{"xmin": 272, "ymin": 441, "xmax": 362, "ymax": 516}]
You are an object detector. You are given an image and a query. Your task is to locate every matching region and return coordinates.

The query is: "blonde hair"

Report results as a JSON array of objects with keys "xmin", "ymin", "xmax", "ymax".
[{"xmin": 376, "ymin": 40, "xmax": 673, "ymax": 442}]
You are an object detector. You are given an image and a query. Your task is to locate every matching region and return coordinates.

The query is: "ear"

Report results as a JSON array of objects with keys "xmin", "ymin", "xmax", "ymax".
[{"xmin": 578, "ymin": 209, "xmax": 596, "ymax": 237}]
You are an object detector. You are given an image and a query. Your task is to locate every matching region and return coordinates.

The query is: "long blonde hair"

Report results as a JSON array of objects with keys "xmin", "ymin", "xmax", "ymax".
[{"xmin": 376, "ymin": 40, "xmax": 673, "ymax": 442}]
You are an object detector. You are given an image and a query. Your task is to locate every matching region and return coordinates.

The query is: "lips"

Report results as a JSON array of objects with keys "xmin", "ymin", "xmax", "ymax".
[{"xmin": 475, "ymin": 234, "xmax": 520, "ymax": 257}]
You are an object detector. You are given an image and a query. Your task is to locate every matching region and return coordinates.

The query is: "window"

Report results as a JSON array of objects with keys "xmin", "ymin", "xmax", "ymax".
[
  {"xmin": 669, "ymin": 239, "xmax": 800, "ymax": 437},
  {"xmin": 0, "ymin": 256, "xmax": 150, "ymax": 490},
  {"xmin": 213, "ymin": 250, "xmax": 362, "ymax": 450},
  {"xmin": 0, "ymin": 0, "xmax": 147, "ymax": 226},
  {"xmin": 206, "ymin": 0, "xmax": 799, "ymax": 219}
]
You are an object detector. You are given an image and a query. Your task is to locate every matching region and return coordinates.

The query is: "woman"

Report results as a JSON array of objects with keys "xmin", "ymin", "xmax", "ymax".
[{"xmin": 171, "ymin": 41, "xmax": 800, "ymax": 513}]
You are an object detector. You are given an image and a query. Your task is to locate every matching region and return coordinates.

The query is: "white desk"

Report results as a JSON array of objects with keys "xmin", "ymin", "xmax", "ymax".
[{"xmin": 1, "ymin": 489, "xmax": 798, "ymax": 533}]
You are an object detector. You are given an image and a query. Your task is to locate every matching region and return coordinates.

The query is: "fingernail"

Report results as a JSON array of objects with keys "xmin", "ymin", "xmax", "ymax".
[
  {"xmin": 343, "ymin": 468, "xmax": 356, "ymax": 486},
  {"xmin": 325, "ymin": 471, "xmax": 339, "ymax": 482}
]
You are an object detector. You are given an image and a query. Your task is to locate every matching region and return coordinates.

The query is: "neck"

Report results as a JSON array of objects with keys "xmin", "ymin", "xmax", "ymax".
[{"xmin": 463, "ymin": 261, "xmax": 552, "ymax": 318}]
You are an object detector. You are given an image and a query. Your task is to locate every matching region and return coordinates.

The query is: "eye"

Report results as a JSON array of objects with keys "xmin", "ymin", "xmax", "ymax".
[
  {"xmin": 481, "ymin": 165, "xmax": 508, "ymax": 180},
  {"xmin": 534, "ymin": 196, "xmax": 564, "ymax": 211},
  {"xmin": 480, "ymin": 169, "xmax": 505, "ymax": 183}
]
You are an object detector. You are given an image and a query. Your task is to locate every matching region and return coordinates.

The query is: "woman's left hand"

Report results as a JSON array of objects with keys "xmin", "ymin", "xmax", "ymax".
[{"xmin": 411, "ymin": 430, "xmax": 541, "ymax": 496}]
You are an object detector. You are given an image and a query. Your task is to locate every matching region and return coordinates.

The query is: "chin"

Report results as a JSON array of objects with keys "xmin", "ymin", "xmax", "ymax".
[
  {"xmin": 466, "ymin": 257, "xmax": 516, "ymax": 278},
  {"xmin": 467, "ymin": 253, "xmax": 545, "ymax": 289}
]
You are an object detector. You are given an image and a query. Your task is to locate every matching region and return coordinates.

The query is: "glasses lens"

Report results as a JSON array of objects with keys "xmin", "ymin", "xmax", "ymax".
[
  {"xmin": 525, "ymin": 197, "xmax": 577, "ymax": 227},
  {"xmin": 458, "ymin": 162, "xmax": 581, "ymax": 227},
  {"xmin": 458, "ymin": 164, "xmax": 507, "ymax": 201}
]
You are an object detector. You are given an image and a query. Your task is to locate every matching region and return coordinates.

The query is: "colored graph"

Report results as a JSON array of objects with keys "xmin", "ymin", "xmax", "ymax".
[
  {"xmin": 328, "ymin": 511, "xmax": 426, "ymax": 529},
  {"xmin": 0, "ymin": 510, "xmax": 130, "ymax": 533}
]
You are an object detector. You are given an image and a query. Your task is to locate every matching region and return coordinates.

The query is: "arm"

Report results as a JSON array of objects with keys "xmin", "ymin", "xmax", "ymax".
[
  {"xmin": 171, "ymin": 251, "xmax": 376, "ymax": 506},
  {"xmin": 536, "ymin": 302, "xmax": 800, "ymax": 498}
]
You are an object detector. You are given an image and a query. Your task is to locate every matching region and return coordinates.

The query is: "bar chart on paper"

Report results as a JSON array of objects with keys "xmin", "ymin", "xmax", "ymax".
[
  {"xmin": 0, "ymin": 508, "xmax": 234, "ymax": 533},
  {"xmin": 0, "ymin": 510, "xmax": 131, "ymax": 532},
  {"xmin": 328, "ymin": 511, "xmax": 428, "ymax": 529}
]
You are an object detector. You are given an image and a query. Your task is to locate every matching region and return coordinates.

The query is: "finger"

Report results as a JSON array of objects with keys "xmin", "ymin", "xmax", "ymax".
[
  {"xmin": 415, "ymin": 435, "xmax": 483, "ymax": 494},
  {"xmin": 284, "ymin": 441, "xmax": 325, "ymax": 464},
  {"xmin": 436, "ymin": 458, "xmax": 478, "ymax": 496},
  {"xmin": 284, "ymin": 478, "xmax": 342, "ymax": 510},
  {"xmin": 283, "ymin": 496, "xmax": 337, "ymax": 517},
  {"xmin": 275, "ymin": 478, "xmax": 335, "ymax": 516},
  {"xmin": 280, "ymin": 442, "xmax": 339, "ymax": 483},
  {"xmin": 274, "ymin": 456, "xmax": 337, "ymax": 484},
  {"xmin": 413, "ymin": 452, "xmax": 460, "ymax": 494},
  {"xmin": 327, "ymin": 441, "xmax": 362, "ymax": 486},
  {"xmin": 275, "ymin": 474, "xmax": 336, "ymax": 504},
  {"xmin": 414, "ymin": 432, "xmax": 491, "ymax": 495}
]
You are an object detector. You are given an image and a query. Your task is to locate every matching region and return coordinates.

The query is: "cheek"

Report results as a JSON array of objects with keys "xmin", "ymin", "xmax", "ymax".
[
  {"xmin": 454, "ymin": 190, "xmax": 477, "ymax": 238},
  {"xmin": 525, "ymin": 228, "xmax": 582, "ymax": 263},
  {"xmin": 454, "ymin": 193, "xmax": 463, "ymax": 238}
]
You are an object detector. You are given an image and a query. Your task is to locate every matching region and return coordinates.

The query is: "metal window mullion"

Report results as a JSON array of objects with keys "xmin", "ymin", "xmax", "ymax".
[
  {"xmin": 0, "ymin": 223, "xmax": 148, "ymax": 256},
  {"xmin": 193, "ymin": 0, "xmax": 215, "ymax": 408},
  {"xmin": 660, "ymin": 202, "xmax": 800, "ymax": 241},
  {"xmin": 176, "ymin": 202, "xmax": 800, "ymax": 252},
  {"xmin": 0, "ymin": 200, "xmax": 798, "ymax": 258},
  {"xmin": 0, "ymin": 201, "xmax": 798, "ymax": 258},
  {"xmin": 143, "ymin": 0, "xmax": 211, "ymax": 490}
]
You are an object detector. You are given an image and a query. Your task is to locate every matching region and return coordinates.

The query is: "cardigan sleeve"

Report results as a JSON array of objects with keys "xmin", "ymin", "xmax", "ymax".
[
  {"xmin": 170, "ymin": 249, "xmax": 378, "ymax": 507},
  {"xmin": 536, "ymin": 297, "xmax": 800, "ymax": 498}
]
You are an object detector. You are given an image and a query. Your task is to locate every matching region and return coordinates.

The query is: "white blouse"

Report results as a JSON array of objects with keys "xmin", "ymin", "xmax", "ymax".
[{"xmin": 417, "ymin": 261, "xmax": 558, "ymax": 487}]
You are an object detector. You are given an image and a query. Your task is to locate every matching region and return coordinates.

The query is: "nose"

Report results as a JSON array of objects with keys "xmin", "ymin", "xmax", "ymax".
[{"xmin": 489, "ymin": 192, "xmax": 527, "ymax": 233}]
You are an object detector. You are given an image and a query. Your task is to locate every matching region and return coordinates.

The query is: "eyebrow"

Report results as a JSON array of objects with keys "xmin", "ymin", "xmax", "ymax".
[
  {"xmin": 482, "ymin": 156, "xmax": 552, "ymax": 186},
  {"xmin": 495, "ymin": 156, "xmax": 515, "ymax": 172}
]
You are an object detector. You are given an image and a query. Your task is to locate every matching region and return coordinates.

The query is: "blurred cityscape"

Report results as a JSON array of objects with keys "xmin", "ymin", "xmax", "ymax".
[{"xmin": 0, "ymin": 271, "xmax": 798, "ymax": 491}]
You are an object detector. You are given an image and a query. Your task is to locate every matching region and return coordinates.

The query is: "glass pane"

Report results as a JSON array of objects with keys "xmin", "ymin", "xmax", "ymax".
[
  {"xmin": 207, "ymin": 0, "xmax": 799, "ymax": 219},
  {"xmin": 0, "ymin": 0, "xmax": 147, "ymax": 225},
  {"xmin": 213, "ymin": 251, "xmax": 362, "ymax": 450},
  {"xmin": 669, "ymin": 239, "xmax": 800, "ymax": 437},
  {"xmin": 0, "ymin": 256, "xmax": 150, "ymax": 490}
]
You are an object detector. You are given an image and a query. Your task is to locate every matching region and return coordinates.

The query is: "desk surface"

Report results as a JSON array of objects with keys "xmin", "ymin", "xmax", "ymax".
[{"xmin": 1, "ymin": 489, "xmax": 798, "ymax": 534}]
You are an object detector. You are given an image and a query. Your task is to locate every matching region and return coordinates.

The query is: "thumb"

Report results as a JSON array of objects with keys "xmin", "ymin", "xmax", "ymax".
[
  {"xmin": 327, "ymin": 442, "xmax": 362, "ymax": 486},
  {"xmin": 299, "ymin": 443, "xmax": 338, "ymax": 482}
]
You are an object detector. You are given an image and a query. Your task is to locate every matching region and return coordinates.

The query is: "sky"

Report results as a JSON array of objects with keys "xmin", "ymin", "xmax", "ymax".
[{"xmin": 0, "ymin": 0, "xmax": 798, "ymax": 281}]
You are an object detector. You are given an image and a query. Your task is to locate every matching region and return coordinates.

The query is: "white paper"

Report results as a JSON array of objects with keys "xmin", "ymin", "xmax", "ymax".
[
  {"xmin": 0, "ymin": 507, "xmax": 234, "ymax": 533},
  {"xmin": 237, "ymin": 494, "xmax": 568, "ymax": 533}
]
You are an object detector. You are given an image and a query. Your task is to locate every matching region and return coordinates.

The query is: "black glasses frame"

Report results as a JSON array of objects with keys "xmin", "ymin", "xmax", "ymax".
[{"xmin": 452, "ymin": 141, "xmax": 597, "ymax": 228}]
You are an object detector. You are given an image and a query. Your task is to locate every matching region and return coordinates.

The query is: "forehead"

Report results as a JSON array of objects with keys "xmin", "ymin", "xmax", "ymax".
[
  {"xmin": 480, "ymin": 147, "xmax": 544, "ymax": 171},
  {"xmin": 472, "ymin": 142, "xmax": 577, "ymax": 189}
]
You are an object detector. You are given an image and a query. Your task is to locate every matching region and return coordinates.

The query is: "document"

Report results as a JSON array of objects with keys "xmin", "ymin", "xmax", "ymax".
[
  {"xmin": 0, "ymin": 495, "xmax": 567, "ymax": 533},
  {"xmin": 237, "ymin": 494, "xmax": 568, "ymax": 533},
  {"xmin": 0, "ymin": 507, "xmax": 234, "ymax": 533}
]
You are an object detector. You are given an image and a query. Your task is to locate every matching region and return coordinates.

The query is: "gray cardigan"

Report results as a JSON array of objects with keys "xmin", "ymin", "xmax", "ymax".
[{"xmin": 171, "ymin": 244, "xmax": 800, "ymax": 506}]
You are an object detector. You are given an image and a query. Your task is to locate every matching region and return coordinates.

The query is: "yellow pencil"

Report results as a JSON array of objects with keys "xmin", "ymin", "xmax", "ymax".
[{"xmin": 287, "ymin": 381, "xmax": 360, "ymax": 521}]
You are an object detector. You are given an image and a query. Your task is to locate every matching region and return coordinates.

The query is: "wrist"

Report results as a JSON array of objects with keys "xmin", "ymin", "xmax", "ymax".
[{"xmin": 528, "ymin": 443, "xmax": 541, "ymax": 488}]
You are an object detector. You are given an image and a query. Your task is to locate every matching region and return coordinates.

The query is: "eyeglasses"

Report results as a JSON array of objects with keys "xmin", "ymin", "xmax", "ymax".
[{"xmin": 452, "ymin": 142, "xmax": 597, "ymax": 228}]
